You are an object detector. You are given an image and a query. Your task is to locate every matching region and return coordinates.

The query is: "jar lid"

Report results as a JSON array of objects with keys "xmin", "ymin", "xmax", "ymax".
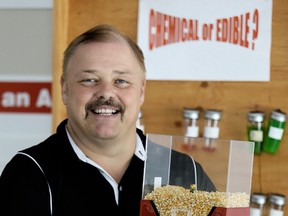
[
  {"xmin": 248, "ymin": 111, "xmax": 265, "ymax": 122},
  {"xmin": 251, "ymin": 193, "xmax": 267, "ymax": 205},
  {"xmin": 269, "ymin": 193, "xmax": 286, "ymax": 206},
  {"xmin": 270, "ymin": 109, "xmax": 286, "ymax": 122},
  {"xmin": 183, "ymin": 108, "xmax": 200, "ymax": 119},
  {"xmin": 138, "ymin": 111, "xmax": 143, "ymax": 119},
  {"xmin": 205, "ymin": 109, "xmax": 222, "ymax": 120}
]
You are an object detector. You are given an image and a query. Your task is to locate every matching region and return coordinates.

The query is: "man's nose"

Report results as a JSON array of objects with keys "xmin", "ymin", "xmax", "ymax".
[{"xmin": 94, "ymin": 81, "xmax": 115, "ymax": 99}]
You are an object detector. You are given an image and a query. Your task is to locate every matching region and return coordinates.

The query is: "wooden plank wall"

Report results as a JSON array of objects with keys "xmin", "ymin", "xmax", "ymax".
[{"xmin": 53, "ymin": 0, "xmax": 288, "ymax": 213}]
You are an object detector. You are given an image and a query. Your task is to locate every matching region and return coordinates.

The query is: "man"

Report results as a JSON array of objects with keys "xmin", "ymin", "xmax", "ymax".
[{"xmin": 0, "ymin": 24, "xmax": 214, "ymax": 216}]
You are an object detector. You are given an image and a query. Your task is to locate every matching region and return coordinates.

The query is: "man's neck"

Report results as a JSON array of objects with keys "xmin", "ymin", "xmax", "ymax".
[{"xmin": 67, "ymin": 125, "xmax": 137, "ymax": 183}]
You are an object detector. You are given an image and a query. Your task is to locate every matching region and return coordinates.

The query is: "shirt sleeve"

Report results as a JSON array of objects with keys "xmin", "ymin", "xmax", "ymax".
[
  {"xmin": 0, "ymin": 154, "xmax": 51, "ymax": 216},
  {"xmin": 170, "ymin": 150, "xmax": 217, "ymax": 192}
]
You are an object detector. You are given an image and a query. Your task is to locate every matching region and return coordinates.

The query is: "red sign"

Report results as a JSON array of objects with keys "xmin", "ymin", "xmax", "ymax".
[{"xmin": 0, "ymin": 82, "xmax": 52, "ymax": 113}]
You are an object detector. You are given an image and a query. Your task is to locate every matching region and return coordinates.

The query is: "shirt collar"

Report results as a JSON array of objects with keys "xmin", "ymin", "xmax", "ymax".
[
  {"xmin": 66, "ymin": 128, "xmax": 147, "ymax": 162},
  {"xmin": 135, "ymin": 133, "xmax": 147, "ymax": 161}
]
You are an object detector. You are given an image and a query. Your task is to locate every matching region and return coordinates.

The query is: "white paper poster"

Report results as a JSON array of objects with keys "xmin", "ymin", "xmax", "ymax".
[{"xmin": 137, "ymin": 0, "xmax": 272, "ymax": 81}]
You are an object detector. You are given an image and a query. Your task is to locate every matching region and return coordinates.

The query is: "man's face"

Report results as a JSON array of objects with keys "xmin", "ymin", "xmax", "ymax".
[{"xmin": 61, "ymin": 41, "xmax": 146, "ymax": 142}]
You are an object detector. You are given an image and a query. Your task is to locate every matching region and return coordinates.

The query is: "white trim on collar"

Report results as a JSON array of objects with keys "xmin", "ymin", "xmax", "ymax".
[
  {"xmin": 135, "ymin": 133, "xmax": 147, "ymax": 161},
  {"xmin": 65, "ymin": 128, "xmax": 146, "ymax": 205}
]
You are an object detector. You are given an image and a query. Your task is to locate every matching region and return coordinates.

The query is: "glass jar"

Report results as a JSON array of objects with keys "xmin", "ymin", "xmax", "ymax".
[
  {"xmin": 183, "ymin": 108, "xmax": 200, "ymax": 137},
  {"xmin": 263, "ymin": 109, "xmax": 286, "ymax": 154},
  {"xmin": 203, "ymin": 109, "xmax": 222, "ymax": 139},
  {"xmin": 267, "ymin": 193, "xmax": 286, "ymax": 216},
  {"xmin": 203, "ymin": 109, "xmax": 222, "ymax": 150},
  {"xmin": 250, "ymin": 193, "xmax": 267, "ymax": 216},
  {"xmin": 136, "ymin": 110, "xmax": 145, "ymax": 133},
  {"xmin": 247, "ymin": 111, "xmax": 265, "ymax": 155}
]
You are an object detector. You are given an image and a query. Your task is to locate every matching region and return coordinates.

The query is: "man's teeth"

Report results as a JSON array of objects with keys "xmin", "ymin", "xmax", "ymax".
[{"xmin": 95, "ymin": 108, "xmax": 117, "ymax": 115}]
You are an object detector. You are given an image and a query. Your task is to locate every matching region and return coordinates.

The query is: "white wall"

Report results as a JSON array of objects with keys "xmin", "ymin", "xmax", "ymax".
[{"xmin": 0, "ymin": 5, "xmax": 53, "ymax": 174}]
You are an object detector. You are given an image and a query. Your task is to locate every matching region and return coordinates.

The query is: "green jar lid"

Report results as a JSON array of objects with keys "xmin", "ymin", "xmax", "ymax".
[
  {"xmin": 270, "ymin": 110, "xmax": 286, "ymax": 122},
  {"xmin": 248, "ymin": 111, "xmax": 265, "ymax": 122},
  {"xmin": 183, "ymin": 108, "xmax": 200, "ymax": 119}
]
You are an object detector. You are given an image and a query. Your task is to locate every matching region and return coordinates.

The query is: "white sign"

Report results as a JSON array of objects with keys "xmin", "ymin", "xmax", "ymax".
[{"xmin": 137, "ymin": 0, "xmax": 272, "ymax": 81}]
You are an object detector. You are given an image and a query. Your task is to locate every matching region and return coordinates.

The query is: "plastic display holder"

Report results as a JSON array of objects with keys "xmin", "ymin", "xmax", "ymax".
[{"xmin": 140, "ymin": 134, "xmax": 254, "ymax": 216}]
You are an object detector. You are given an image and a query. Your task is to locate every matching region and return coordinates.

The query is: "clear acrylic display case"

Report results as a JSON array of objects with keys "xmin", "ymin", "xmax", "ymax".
[{"xmin": 140, "ymin": 134, "xmax": 255, "ymax": 216}]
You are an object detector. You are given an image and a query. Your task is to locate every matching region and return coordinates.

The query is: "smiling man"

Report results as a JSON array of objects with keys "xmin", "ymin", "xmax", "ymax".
[
  {"xmin": 61, "ymin": 28, "xmax": 146, "ymax": 185},
  {"xmin": 0, "ymin": 25, "xmax": 147, "ymax": 216},
  {"xmin": 0, "ymin": 25, "xmax": 215, "ymax": 216}
]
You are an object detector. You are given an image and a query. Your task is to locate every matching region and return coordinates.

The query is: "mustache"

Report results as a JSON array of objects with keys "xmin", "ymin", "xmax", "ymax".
[{"xmin": 85, "ymin": 96, "xmax": 125, "ymax": 119}]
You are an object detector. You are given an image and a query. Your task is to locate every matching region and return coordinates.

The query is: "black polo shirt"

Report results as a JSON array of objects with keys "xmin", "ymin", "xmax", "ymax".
[{"xmin": 0, "ymin": 119, "xmax": 145, "ymax": 216}]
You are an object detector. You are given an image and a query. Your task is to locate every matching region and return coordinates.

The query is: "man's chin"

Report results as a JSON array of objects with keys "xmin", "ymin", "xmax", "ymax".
[{"xmin": 92, "ymin": 128, "xmax": 119, "ymax": 139}]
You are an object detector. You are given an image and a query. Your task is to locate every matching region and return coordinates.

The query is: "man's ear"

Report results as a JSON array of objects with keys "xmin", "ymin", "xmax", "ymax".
[
  {"xmin": 61, "ymin": 75, "xmax": 68, "ymax": 105},
  {"xmin": 140, "ymin": 79, "xmax": 146, "ymax": 106}
]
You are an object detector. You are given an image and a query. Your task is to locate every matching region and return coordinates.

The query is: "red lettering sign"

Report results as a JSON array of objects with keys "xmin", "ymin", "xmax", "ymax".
[{"xmin": 0, "ymin": 82, "xmax": 52, "ymax": 113}]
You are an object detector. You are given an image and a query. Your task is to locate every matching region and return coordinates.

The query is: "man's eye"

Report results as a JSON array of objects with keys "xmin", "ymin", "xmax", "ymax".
[
  {"xmin": 80, "ymin": 79, "xmax": 98, "ymax": 85},
  {"xmin": 115, "ymin": 79, "xmax": 128, "ymax": 84}
]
